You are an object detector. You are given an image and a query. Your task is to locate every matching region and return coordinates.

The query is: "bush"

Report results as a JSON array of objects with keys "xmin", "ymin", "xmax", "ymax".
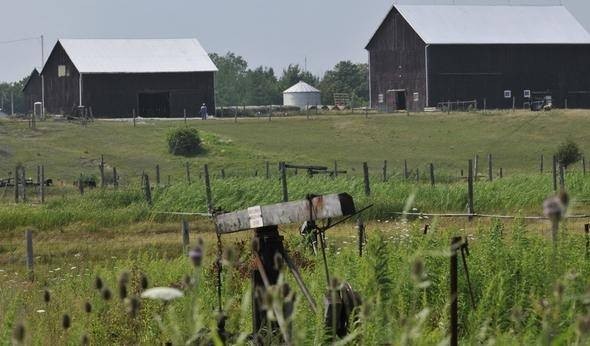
[
  {"xmin": 555, "ymin": 140, "xmax": 582, "ymax": 168},
  {"xmin": 167, "ymin": 128, "xmax": 202, "ymax": 156}
]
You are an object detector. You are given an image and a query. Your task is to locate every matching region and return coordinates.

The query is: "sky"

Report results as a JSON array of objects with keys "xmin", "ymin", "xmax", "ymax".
[{"xmin": 0, "ymin": 0, "xmax": 588, "ymax": 83}]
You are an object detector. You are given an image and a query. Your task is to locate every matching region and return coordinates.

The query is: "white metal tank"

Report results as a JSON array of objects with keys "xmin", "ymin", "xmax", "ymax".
[{"xmin": 283, "ymin": 81, "xmax": 321, "ymax": 110}]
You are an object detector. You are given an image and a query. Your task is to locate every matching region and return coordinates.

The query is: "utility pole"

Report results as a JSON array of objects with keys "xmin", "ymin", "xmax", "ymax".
[
  {"xmin": 41, "ymin": 35, "xmax": 45, "ymax": 119},
  {"xmin": 11, "ymin": 91, "xmax": 14, "ymax": 115}
]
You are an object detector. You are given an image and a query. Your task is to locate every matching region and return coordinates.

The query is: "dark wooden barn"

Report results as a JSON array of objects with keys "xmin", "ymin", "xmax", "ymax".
[
  {"xmin": 39, "ymin": 38, "xmax": 217, "ymax": 117},
  {"xmin": 366, "ymin": 5, "xmax": 590, "ymax": 111},
  {"xmin": 22, "ymin": 68, "xmax": 41, "ymax": 113}
]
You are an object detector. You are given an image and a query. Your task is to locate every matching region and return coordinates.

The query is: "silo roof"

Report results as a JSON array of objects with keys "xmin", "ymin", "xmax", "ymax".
[{"xmin": 283, "ymin": 81, "xmax": 320, "ymax": 93}]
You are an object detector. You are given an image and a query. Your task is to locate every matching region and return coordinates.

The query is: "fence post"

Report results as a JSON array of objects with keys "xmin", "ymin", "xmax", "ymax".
[
  {"xmin": 552, "ymin": 155, "xmax": 558, "ymax": 191},
  {"xmin": 184, "ymin": 109, "xmax": 187, "ymax": 124},
  {"xmin": 499, "ymin": 168, "xmax": 503, "ymax": 179},
  {"xmin": 540, "ymin": 154, "xmax": 544, "ymax": 173},
  {"xmin": 473, "ymin": 155, "xmax": 479, "ymax": 181},
  {"xmin": 204, "ymin": 164, "xmax": 213, "ymax": 212},
  {"xmin": 583, "ymin": 156, "xmax": 586, "ymax": 176},
  {"xmin": 21, "ymin": 167, "xmax": 26, "ymax": 202},
  {"xmin": 78, "ymin": 174, "xmax": 84, "ymax": 195},
  {"xmin": 280, "ymin": 162, "xmax": 288, "ymax": 202},
  {"xmin": 362, "ymin": 162, "xmax": 370, "ymax": 196},
  {"xmin": 450, "ymin": 236, "xmax": 462, "ymax": 346},
  {"xmin": 36, "ymin": 165, "xmax": 41, "ymax": 199},
  {"xmin": 416, "ymin": 168, "xmax": 420, "ymax": 183},
  {"xmin": 265, "ymin": 161, "xmax": 270, "ymax": 179},
  {"xmin": 99, "ymin": 155, "xmax": 105, "ymax": 188},
  {"xmin": 429, "ymin": 163, "xmax": 435, "ymax": 187},
  {"xmin": 26, "ymin": 230, "xmax": 34, "ymax": 281},
  {"xmin": 559, "ymin": 164, "xmax": 565, "ymax": 190},
  {"xmin": 357, "ymin": 218, "xmax": 365, "ymax": 257},
  {"xmin": 487, "ymin": 154, "xmax": 493, "ymax": 182},
  {"xmin": 156, "ymin": 165, "xmax": 160, "ymax": 186},
  {"xmin": 334, "ymin": 161, "xmax": 338, "ymax": 178},
  {"xmin": 132, "ymin": 109, "xmax": 136, "ymax": 127},
  {"xmin": 40, "ymin": 165, "xmax": 45, "ymax": 204},
  {"xmin": 404, "ymin": 160, "xmax": 409, "ymax": 180},
  {"xmin": 113, "ymin": 167, "xmax": 118, "ymax": 189},
  {"xmin": 14, "ymin": 167, "xmax": 19, "ymax": 203},
  {"xmin": 182, "ymin": 219, "xmax": 190, "ymax": 252},
  {"xmin": 186, "ymin": 162, "xmax": 191, "ymax": 185},
  {"xmin": 383, "ymin": 160, "xmax": 388, "ymax": 182},
  {"xmin": 143, "ymin": 173, "xmax": 152, "ymax": 205},
  {"xmin": 220, "ymin": 168, "xmax": 226, "ymax": 179},
  {"xmin": 467, "ymin": 160, "xmax": 474, "ymax": 220}
]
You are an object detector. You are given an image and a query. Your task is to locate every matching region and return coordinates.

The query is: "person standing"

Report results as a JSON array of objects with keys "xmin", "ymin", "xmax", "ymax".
[{"xmin": 200, "ymin": 103, "xmax": 208, "ymax": 120}]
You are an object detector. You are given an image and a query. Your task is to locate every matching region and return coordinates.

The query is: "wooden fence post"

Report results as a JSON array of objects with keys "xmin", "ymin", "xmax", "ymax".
[
  {"xmin": 113, "ymin": 167, "xmax": 118, "ymax": 189},
  {"xmin": 184, "ymin": 109, "xmax": 187, "ymax": 124},
  {"xmin": 552, "ymin": 155, "xmax": 558, "ymax": 191},
  {"xmin": 220, "ymin": 168, "xmax": 226, "ymax": 179},
  {"xmin": 450, "ymin": 236, "xmax": 461, "ymax": 346},
  {"xmin": 467, "ymin": 160, "xmax": 474, "ymax": 220},
  {"xmin": 363, "ymin": 162, "xmax": 371, "ymax": 196},
  {"xmin": 559, "ymin": 164, "xmax": 565, "ymax": 190},
  {"xmin": 204, "ymin": 164, "xmax": 213, "ymax": 212},
  {"xmin": 583, "ymin": 156, "xmax": 586, "ymax": 176},
  {"xmin": 40, "ymin": 165, "xmax": 45, "ymax": 204},
  {"xmin": 99, "ymin": 155, "xmax": 105, "ymax": 188},
  {"xmin": 499, "ymin": 168, "xmax": 503, "ymax": 179},
  {"xmin": 156, "ymin": 164, "xmax": 161, "ymax": 186},
  {"xmin": 540, "ymin": 154, "xmax": 544, "ymax": 173},
  {"xmin": 383, "ymin": 160, "xmax": 388, "ymax": 182},
  {"xmin": 186, "ymin": 162, "xmax": 191, "ymax": 185},
  {"xmin": 429, "ymin": 163, "xmax": 435, "ymax": 187},
  {"xmin": 78, "ymin": 174, "xmax": 84, "ymax": 195},
  {"xmin": 182, "ymin": 219, "xmax": 190, "ymax": 252},
  {"xmin": 404, "ymin": 160, "xmax": 409, "ymax": 180},
  {"xmin": 334, "ymin": 161, "xmax": 338, "ymax": 178},
  {"xmin": 473, "ymin": 155, "xmax": 479, "ymax": 181},
  {"xmin": 26, "ymin": 230, "xmax": 34, "ymax": 281},
  {"xmin": 143, "ymin": 173, "xmax": 152, "ymax": 205},
  {"xmin": 416, "ymin": 168, "xmax": 420, "ymax": 183},
  {"xmin": 14, "ymin": 167, "xmax": 19, "ymax": 203},
  {"xmin": 280, "ymin": 161, "xmax": 288, "ymax": 202},
  {"xmin": 36, "ymin": 165, "xmax": 41, "ymax": 199},
  {"xmin": 265, "ymin": 161, "xmax": 270, "ymax": 179},
  {"xmin": 487, "ymin": 154, "xmax": 493, "ymax": 182},
  {"xmin": 132, "ymin": 109, "xmax": 136, "ymax": 127}
]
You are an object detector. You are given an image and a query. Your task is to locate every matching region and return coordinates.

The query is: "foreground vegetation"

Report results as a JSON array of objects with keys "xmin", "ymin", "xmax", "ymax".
[{"xmin": 2, "ymin": 217, "xmax": 590, "ymax": 344}]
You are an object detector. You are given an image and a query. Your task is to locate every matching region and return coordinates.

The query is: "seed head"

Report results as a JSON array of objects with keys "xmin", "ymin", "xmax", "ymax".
[
  {"xmin": 188, "ymin": 246, "xmax": 203, "ymax": 267},
  {"xmin": 94, "ymin": 276, "xmax": 103, "ymax": 290},
  {"xmin": 101, "ymin": 288, "xmax": 112, "ymax": 301},
  {"xmin": 12, "ymin": 323, "xmax": 25, "ymax": 343},
  {"xmin": 118, "ymin": 272, "xmax": 130, "ymax": 287},
  {"xmin": 43, "ymin": 289, "xmax": 51, "ymax": 303},
  {"xmin": 119, "ymin": 284, "xmax": 128, "ymax": 300},
  {"xmin": 127, "ymin": 296, "xmax": 140, "ymax": 318},
  {"xmin": 84, "ymin": 301, "xmax": 92, "ymax": 313},
  {"xmin": 140, "ymin": 273, "xmax": 149, "ymax": 290},
  {"xmin": 62, "ymin": 314, "xmax": 71, "ymax": 330}
]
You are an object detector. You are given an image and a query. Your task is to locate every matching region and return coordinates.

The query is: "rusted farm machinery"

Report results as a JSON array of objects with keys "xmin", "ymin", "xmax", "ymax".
[{"xmin": 213, "ymin": 193, "xmax": 367, "ymax": 343}]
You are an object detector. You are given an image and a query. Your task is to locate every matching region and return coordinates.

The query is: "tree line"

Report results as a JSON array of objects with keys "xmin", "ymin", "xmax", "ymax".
[
  {"xmin": 0, "ymin": 76, "xmax": 27, "ymax": 114},
  {"xmin": 209, "ymin": 52, "xmax": 368, "ymax": 107}
]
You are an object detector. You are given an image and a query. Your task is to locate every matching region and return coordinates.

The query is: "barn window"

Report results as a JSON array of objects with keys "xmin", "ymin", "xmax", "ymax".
[
  {"xmin": 413, "ymin": 92, "xmax": 419, "ymax": 102},
  {"xmin": 504, "ymin": 90, "xmax": 512, "ymax": 99},
  {"xmin": 58, "ymin": 65, "xmax": 67, "ymax": 77},
  {"xmin": 523, "ymin": 90, "xmax": 531, "ymax": 98},
  {"xmin": 378, "ymin": 94, "xmax": 384, "ymax": 103}
]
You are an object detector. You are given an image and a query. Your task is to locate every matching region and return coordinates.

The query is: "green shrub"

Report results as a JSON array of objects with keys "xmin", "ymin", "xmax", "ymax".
[
  {"xmin": 167, "ymin": 128, "xmax": 202, "ymax": 156},
  {"xmin": 555, "ymin": 140, "xmax": 582, "ymax": 168}
]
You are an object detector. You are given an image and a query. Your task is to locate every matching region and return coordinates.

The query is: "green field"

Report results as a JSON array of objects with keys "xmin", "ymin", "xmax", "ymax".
[
  {"xmin": 1, "ymin": 110, "xmax": 589, "ymax": 183},
  {"xmin": 2, "ymin": 111, "xmax": 590, "ymax": 344}
]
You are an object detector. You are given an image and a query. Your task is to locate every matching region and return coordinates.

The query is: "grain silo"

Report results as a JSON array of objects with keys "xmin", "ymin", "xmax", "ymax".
[{"xmin": 283, "ymin": 81, "xmax": 321, "ymax": 109}]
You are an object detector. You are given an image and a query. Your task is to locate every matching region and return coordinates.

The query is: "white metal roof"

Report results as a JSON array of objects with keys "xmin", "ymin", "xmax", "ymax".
[
  {"xmin": 58, "ymin": 38, "xmax": 218, "ymax": 73},
  {"xmin": 283, "ymin": 81, "xmax": 320, "ymax": 93},
  {"xmin": 375, "ymin": 5, "xmax": 590, "ymax": 45}
]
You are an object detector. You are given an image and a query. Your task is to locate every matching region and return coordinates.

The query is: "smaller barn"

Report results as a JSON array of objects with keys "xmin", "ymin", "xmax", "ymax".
[
  {"xmin": 22, "ymin": 68, "xmax": 41, "ymax": 114},
  {"xmin": 283, "ymin": 81, "xmax": 321, "ymax": 109},
  {"xmin": 38, "ymin": 38, "xmax": 217, "ymax": 117}
]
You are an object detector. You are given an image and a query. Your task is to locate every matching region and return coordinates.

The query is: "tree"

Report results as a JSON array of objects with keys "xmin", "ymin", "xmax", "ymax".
[
  {"xmin": 0, "ymin": 75, "xmax": 28, "ymax": 114},
  {"xmin": 555, "ymin": 140, "xmax": 582, "ymax": 169},
  {"xmin": 209, "ymin": 52, "xmax": 249, "ymax": 106},
  {"xmin": 278, "ymin": 64, "xmax": 319, "ymax": 93},
  {"xmin": 319, "ymin": 61, "xmax": 369, "ymax": 106},
  {"xmin": 244, "ymin": 67, "xmax": 281, "ymax": 105}
]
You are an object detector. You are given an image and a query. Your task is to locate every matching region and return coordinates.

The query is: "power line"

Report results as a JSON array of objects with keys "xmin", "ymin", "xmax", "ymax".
[{"xmin": 0, "ymin": 37, "xmax": 40, "ymax": 45}]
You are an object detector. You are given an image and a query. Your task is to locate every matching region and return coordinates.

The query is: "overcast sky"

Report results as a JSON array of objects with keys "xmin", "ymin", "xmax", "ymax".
[{"xmin": 0, "ymin": 0, "xmax": 587, "ymax": 83}]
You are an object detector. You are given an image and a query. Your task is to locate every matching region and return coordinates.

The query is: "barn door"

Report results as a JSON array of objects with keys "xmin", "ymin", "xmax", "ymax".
[{"xmin": 138, "ymin": 92, "xmax": 170, "ymax": 117}]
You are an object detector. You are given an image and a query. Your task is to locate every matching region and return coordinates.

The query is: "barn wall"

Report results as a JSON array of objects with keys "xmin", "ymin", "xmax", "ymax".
[
  {"xmin": 41, "ymin": 42, "xmax": 81, "ymax": 114},
  {"xmin": 428, "ymin": 44, "xmax": 590, "ymax": 109},
  {"xmin": 82, "ymin": 72, "xmax": 215, "ymax": 118},
  {"xmin": 366, "ymin": 8, "xmax": 427, "ymax": 112},
  {"xmin": 23, "ymin": 71, "xmax": 41, "ymax": 114}
]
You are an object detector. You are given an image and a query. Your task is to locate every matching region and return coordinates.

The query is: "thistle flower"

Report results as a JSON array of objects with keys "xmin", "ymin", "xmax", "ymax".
[
  {"xmin": 140, "ymin": 273, "xmax": 149, "ymax": 290},
  {"xmin": 12, "ymin": 323, "xmax": 25, "ymax": 343},
  {"xmin": 62, "ymin": 314, "xmax": 71, "ymax": 330},
  {"xmin": 140, "ymin": 287, "xmax": 184, "ymax": 301},
  {"xmin": 119, "ymin": 284, "xmax": 128, "ymax": 300},
  {"xmin": 84, "ymin": 301, "xmax": 92, "ymax": 313},
  {"xmin": 94, "ymin": 276, "xmax": 103, "ymax": 290},
  {"xmin": 188, "ymin": 246, "xmax": 203, "ymax": 267},
  {"xmin": 101, "ymin": 288, "xmax": 112, "ymax": 301},
  {"xmin": 43, "ymin": 289, "xmax": 51, "ymax": 303}
]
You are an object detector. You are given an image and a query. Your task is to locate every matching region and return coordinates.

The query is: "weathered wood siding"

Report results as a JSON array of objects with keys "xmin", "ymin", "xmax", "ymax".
[
  {"xmin": 22, "ymin": 70, "xmax": 41, "ymax": 114},
  {"xmin": 366, "ymin": 8, "xmax": 427, "ymax": 112},
  {"xmin": 41, "ymin": 42, "xmax": 80, "ymax": 114},
  {"xmin": 82, "ymin": 72, "xmax": 215, "ymax": 117},
  {"xmin": 428, "ymin": 44, "xmax": 590, "ymax": 109}
]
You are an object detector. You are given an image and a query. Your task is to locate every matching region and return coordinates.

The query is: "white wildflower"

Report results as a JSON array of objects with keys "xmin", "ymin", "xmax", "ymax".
[
  {"xmin": 141, "ymin": 287, "xmax": 184, "ymax": 301},
  {"xmin": 36, "ymin": 309, "xmax": 46, "ymax": 313}
]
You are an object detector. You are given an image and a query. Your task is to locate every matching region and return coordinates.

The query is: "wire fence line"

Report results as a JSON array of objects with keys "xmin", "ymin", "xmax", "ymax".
[{"xmin": 391, "ymin": 212, "xmax": 590, "ymax": 221}]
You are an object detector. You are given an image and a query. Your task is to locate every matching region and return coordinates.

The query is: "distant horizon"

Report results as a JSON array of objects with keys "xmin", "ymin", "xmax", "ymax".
[{"xmin": 1, "ymin": 0, "xmax": 588, "ymax": 83}]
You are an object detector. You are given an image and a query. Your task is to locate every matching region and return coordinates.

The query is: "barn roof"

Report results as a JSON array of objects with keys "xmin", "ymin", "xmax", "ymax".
[
  {"xmin": 283, "ymin": 81, "xmax": 320, "ymax": 94},
  {"xmin": 57, "ymin": 38, "xmax": 218, "ymax": 74},
  {"xmin": 22, "ymin": 68, "xmax": 40, "ymax": 92},
  {"xmin": 368, "ymin": 5, "xmax": 590, "ymax": 46}
]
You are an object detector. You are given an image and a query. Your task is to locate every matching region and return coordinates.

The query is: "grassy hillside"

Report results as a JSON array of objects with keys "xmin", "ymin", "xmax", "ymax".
[{"xmin": 0, "ymin": 110, "xmax": 589, "ymax": 183}]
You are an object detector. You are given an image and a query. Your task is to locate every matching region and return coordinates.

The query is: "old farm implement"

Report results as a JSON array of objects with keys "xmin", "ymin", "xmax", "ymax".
[{"xmin": 213, "ymin": 193, "xmax": 369, "ymax": 343}]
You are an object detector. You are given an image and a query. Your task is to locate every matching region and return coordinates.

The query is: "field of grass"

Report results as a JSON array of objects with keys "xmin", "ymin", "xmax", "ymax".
[
  {"xmin": 1, "ymin": 110, "xmax": 589, "ymax": 183},
  {"xmin": 2, "ymin": 110, "xmax": 590, "ymax": 344}
]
